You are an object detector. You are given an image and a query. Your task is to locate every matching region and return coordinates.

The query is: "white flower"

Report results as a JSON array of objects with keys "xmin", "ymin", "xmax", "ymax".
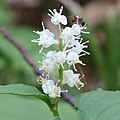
[
  {"xmin": 63, "ymin": 70, "xmax": 84, "ymax": 89},
  {"xmin": 32, "ymin": 22, "xmax": 58, "ymax": 53},
  {"xmin": 42, "ymin": 80, "xmax": 54, "ymax": 94},
  {"xmin": 72, "ymin": 24, "xmax": 81, "ymax": 35},
  {"xmin": 53, "ymin": 51, "xmax": 66, "ymax": 68},
  {"xmin": 45, "ymin": 51, "xmax": 56, "ymax": 59},
  {"xmin": 39, "ymin": 58, "xmax": 55, "ymax": 73},
  {"xmin": 72, "ymin": 16, "xmax": 90, "ymax": 35},
  {"xmin": 60, "ymin": 27, "xmax": 76, "ymax": 48},
  {"xmin": 49, "ymin": 86, "xmax": 61, "ymax": 98},
  {"xmin": 42, "ymin": 79, "xmax": 65, "ymax": 98},
  {"xmin": 71, "ymin": 39, "xmax": 90, "ymax": 55},
  {"xmin": 66, "ymin": 51, "xmax": 85, "ymax": 71},
  {"xmin": 48, "ymin": 6, "xmax": 67, "ymax": 25},
  {"xmin": 61, "ymin": 24, "xmax": 84, "ymax": 50}
]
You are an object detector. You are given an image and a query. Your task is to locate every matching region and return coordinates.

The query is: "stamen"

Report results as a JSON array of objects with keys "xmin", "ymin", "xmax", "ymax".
[
  {"xmin": 31, "ymin": 39, "xmax": 36, "ymax": 42},
  {"xmin": 81, "ymin": 31, "xmax": 90, "ymax": 34},
  {"xmin": 61, "ymin": 63, "xmax": 64, "ymax": 69},
  {"xmin": 39, "ymin": 46, "xmax": 43, "ymax": 54},
  {"xmin": 77, "ymin": 60, "xmax": 86, "ymax": 66},
  {"xmin": 79, "ymin": 53, "xmax": 86, "ymax": 57},
  {"xmin": 82, "ymin": 26, "xmax": 88, "ymax": 30},
  {"xmin": 82, "ymin": 50, "xmax": 90, "ymax": 55},
  {"xmin": 81, "ymin": 45, "xmax": 88, "ymax": 49},
  {"xmin": 53, "ymin": 9, "xmax": 57, "ymax": 13},
  {"xmin": 42, "ymin": 22, "xmax": 45, "ymax": 30},
  {"xmin": 31, "ymin": 39, "xmax": 40, "ymax": 43},
  {"xmin": 76, "ymin": 16, "xmax": 79, "ymax": 25},
  {"xmin": 73, "ymin": 64, "xmax": 77, "ymax": 71},
  {"xmin": 61, "ymin": 90, "xmax": 68, "ymax": 92},
  {"xmin": 63, "ymin": 41, "xmax": 69, "ymax": 51},
  {"xmin": 33, "ymin": 30, "xmax": 40, "ymax": 34},
  {"xmin": 82, "ymin": 40, "xmax": 89, "ymax": 45},
  {"xmin": 65, "ymin": 49, "xmax": 71, "ymax": 53},
  {"xmin": 37, "ymin": 76, "xmax": 45, "ymax": 84},
  {"xmin": 75, "ymin": 78, "xmax": 84, "ymax": 90},
  {"xmin": 80, "ymin": 38, "xmax": 83, "ymax": 43},
  {"xmin": 75, "ymin": 35, "xmax": 81, "ymax": 39},
  {"xmin": 41, "ymin": 52, "xmax": 46, "ymax": 56},
  {"xmin": 42, "ymin": 72, "xmax": 45, "ymax": 77},
  {"xmin": 80, "ymin": 75, "xmax": 85, "ymax": 80},
  {"xmin": 47, "ymin": 13, "xmax": 53, "ymax": 18},
  {"xmin": 60, "ymin": 6, "xmax": 63, "ymax": 14},
  {"xmin": 48, "ymin": 9, "xmax": 54, "ymax": 15},
  {"xmin": 38, "ymin": 61, "xmax": 41, "ymax": 63},
  {"xmin": 56, "ymin": 80, "xmax": 60, "ymax": 86}
]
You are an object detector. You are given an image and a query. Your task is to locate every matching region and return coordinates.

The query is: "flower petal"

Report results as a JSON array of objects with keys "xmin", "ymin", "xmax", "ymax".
[{"xmin": 59, "ymin": 15, "xmax": 67, "ymax": 25}]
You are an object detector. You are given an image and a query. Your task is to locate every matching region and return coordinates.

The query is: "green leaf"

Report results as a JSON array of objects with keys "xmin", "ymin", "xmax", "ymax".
[
  {"xmin": 0, "ymin": 84, "xmax": 48, "ymax": 102},
  {"xmin": 76, "ymin": 89, "xmax": 120, "ymax": 120}
]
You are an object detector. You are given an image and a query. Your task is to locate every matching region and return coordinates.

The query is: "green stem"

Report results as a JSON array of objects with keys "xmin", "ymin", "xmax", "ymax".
[
  {"xmin": 58, "ymin": 23, "xmax": 63, "ymax": 87},
  {"xmin": 58, "ymin": 23, "xmax": 62, "ymax": 51},
  {"xmin": 50, "ymin": 99, "xmax": 60, "ymax": 117},
  {"xmin": 58, "ymin": 65, "xmax": 63, "ymax": 87},
  {"xmin": 58, "ymin": 37, "xmax": 63, "ymax": 87},
  {"xmin": 59, "ymin": 38, "xmax": 63, "ymax": 51},
  {"xmin": 51, "ymin": 106, "xmax": 60, "ymax": 117}
]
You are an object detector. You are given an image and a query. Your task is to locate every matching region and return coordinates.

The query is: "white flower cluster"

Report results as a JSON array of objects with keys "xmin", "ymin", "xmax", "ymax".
[{"xmin": 32, "ymin": 6, "xmax": 89, "ymax": 98}]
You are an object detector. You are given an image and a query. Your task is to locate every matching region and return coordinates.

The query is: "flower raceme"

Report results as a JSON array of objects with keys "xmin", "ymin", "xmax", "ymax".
[{"xmin": 32, "ymin": 6, "xmax": 89, "ymax": 98}]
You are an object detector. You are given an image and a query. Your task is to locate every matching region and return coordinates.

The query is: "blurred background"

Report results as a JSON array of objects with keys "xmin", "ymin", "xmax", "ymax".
[{"xmin": 0, "ymin": 0, "xmax": 120, "ymax": 120}]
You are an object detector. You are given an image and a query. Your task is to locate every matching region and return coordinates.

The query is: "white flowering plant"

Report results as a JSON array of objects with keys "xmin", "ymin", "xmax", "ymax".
[
  {"xmin": 1, "ymin": 4, "xmax": 120, "ymax": 120},
  {"xmin": 31, "ymin": 6, "xmax": 89, "ymax": 118}
]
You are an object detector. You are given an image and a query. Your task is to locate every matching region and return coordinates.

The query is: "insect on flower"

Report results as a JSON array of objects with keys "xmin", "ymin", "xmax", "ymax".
[{"xmin": 68, "ymin": 16, "xmax": 86, "ymax": 27}]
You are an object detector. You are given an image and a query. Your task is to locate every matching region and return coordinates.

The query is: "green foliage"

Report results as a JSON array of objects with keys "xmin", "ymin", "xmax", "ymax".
[
  {"xmin": 0, "ymin": 84, "xmax": 48, "ymax": 100},
  {"xmin": 87, "ymin": 14, "xmax": 120, "ymax": 90},
  {"xmin": 76, "ymin": 89, "xmax": 120, "ymax": 120},
  {"xmin": 0, "ymin": 6, "xmax": 40, "ymax": 85},
  {"xmin": 0, "ymin": 94, "xmax": 53, "ymax": 120},
  {"xmin": 0, "ymin": 94, "xmax": 80, "ymax": 120},
  {"xmin": 0, "ymin": 84, "xmax": 40, "ymax": 95},
  {"xmin": 51, "ymin": 116, "xmax": 61, "ymax": 120},
  {"xmin": 89, "ymin": 16, "xmax": 120, "ymax": 90},
  {"xmin": 0, "ymin": 84, "xmax": 60, "ymax": 117}
]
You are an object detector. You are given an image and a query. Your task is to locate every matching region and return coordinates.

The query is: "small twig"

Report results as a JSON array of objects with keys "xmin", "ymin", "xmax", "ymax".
[
  {"xmin": 61, "ymin": 92, "xmax": 76, "ymax": 107},
  {"xmin": 0, "ymin": 28, "xmax": 45, "ymax": 77},
  {"xmin": 0, "ymin": 28, "xmax": 76, "ymax": 107}
]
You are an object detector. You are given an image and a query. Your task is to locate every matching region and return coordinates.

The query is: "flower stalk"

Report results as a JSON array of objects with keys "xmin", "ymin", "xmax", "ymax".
[
  {"xmin": 50, "ymin": 101, "xmax": 60, "ymax": 117},
  {"xmin": 59, "ymin": 65, "xmax": 63, "ymax": 87},
  {"xmin": 31, "ymin": 5, "xmax": 90, "ymax": 118}
]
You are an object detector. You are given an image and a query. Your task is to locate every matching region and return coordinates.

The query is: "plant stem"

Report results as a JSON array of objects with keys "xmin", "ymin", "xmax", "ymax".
[
  {"xmin": 51, "ymin": 106, "xmax": 60, "ymax": 117},
  {"xmin": 58, "ymin": 23, "xmax": 63, "ymax": 87},
  {"xmin": 59, "ymin": 38, "xmax": 63, "ymax": 51},
  {"xmin": 50, "ymin": 99, "xmax": 60, "ymax": 117},
  {"xmin": 59, "ymin": 65, "xmax": 63, "ymax": 87},
  {"xmin": 58, "ymin": 38, "xmax": 63, "ymax": 87}
]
